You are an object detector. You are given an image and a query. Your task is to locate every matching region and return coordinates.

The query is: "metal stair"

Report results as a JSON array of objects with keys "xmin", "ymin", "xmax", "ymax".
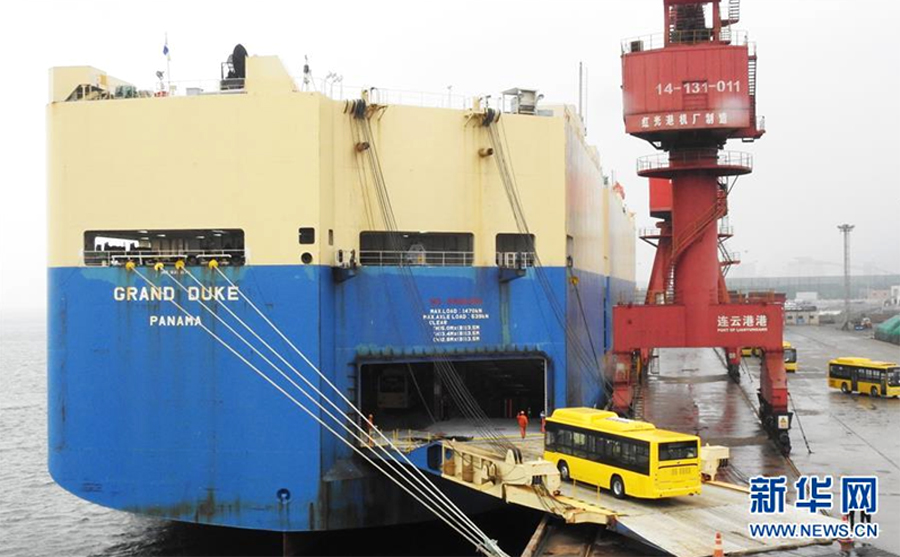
[
  {"xmin": 665, "ymin": 194, "xmax": 729, "ymax": 303},
  {"xmin": 728, "ymin": 0, "xmax": 741, "ymax": 24},
  {"xmin": 665, "ymin": 264, "xmax": 676, "ymax": 303},
  {"xmin": 747, "ymin": 55, "xmax": 757, "ymax": 97}
]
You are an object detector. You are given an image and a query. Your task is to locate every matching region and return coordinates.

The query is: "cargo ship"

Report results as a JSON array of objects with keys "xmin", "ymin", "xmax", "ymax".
[{"xmin": 47, "ymin": 52, "xmax": 635, "ymax": 532}]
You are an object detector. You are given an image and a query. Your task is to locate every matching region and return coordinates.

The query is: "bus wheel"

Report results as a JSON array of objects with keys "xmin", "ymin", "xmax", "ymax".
[
  {"xmin": 841, "ymin": 383, "xmax": 850, "ymax": 394},
  {"xmin": 557, "ymin": 461, "xmax": 570, "ymax": 482},
  {"xmin": 870, "ymin": 386, "xmax": 879, "ymax": 397},
  {"xmin": 611, "ymin": 475, "xmax": 626, "ymax": 499}
]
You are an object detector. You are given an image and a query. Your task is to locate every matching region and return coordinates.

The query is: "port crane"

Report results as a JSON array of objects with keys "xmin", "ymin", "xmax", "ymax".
[{"xmin": 612, "ymin": 0, "xmax": 794, "ymax": 454}]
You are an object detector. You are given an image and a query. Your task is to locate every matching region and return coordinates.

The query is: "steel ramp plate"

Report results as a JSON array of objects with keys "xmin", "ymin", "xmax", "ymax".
[{"xmin": 591, "ymin": 483, "xmax": 841, "ymax": 557}]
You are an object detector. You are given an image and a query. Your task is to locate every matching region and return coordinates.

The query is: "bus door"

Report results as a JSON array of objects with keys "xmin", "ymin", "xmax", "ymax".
[
  {"xmin": 850, "ymin": 367, "xmax": 858, "ymax": 392},
  {"xmin": 880, "ymin": 371, "xmax": 887, "ymax": 396}
]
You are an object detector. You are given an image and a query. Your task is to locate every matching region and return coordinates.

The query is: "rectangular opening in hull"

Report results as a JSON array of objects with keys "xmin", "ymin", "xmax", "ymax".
[
  {"xmin": 359, "ymin": 358, "xmax": 546, "ymax": 432},
  {"xmin": 83, "ymin": 228, "xmax": 245, "ymax": 266}
]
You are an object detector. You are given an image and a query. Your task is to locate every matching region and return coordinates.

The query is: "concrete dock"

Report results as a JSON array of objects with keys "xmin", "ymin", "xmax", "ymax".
[{"xmin": 531, "ymin": 325, "xmax": 899, "ymax": 556}]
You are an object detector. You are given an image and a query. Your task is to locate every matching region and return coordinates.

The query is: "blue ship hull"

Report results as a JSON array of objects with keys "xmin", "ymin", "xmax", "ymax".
[{"xmin": 48, "ymin": 264, "xmax": 633, "ymax": 531}]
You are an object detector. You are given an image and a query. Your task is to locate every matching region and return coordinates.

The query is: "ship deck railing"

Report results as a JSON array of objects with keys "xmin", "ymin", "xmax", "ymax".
[
  {"xmin": 73, "ymin": 75, "xmax": 521, "ymax": 112},
  {"xmin": 83, "ymin": 248, "xmax": 245, "ymax": 267},
  {"xmin": 358, "ymin": 250, "xmax": 474, "ymax": 267},
  {"xmin": 621, "ymin": 29, "xmax": 750, "ymax": 53},
  {"xmin": 361, "ymin": 428, "xmax": 439, "ymax": 453},
  {"xmin": 636, "ymin": 150, "xmax": 753, "ymax": 174}
]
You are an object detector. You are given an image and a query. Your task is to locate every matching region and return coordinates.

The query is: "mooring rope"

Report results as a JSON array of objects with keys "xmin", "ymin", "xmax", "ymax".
[{"xmin": 129, "ymin": 266, "xmax": 507, "ymax": 557}]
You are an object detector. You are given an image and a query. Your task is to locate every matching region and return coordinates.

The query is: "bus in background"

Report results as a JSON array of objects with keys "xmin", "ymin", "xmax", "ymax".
[
  {"xmin": 743, "ymin": 342, "xmax": 797, "ymax": 372},
  {"xmin": 543, "ymin": 408, "xmax": 701, "ymax": 500},
  {"xmin": 783, "ymin": 341, "xmax": 798, "ymax": 372},
  {"xmin": 828, "ymin": 357, "xmax": 900, "ymax": 398}
]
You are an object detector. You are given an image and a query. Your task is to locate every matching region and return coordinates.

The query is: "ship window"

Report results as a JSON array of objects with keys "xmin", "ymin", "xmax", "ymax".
[
  {"xmin": 299, "ymin": 227, "xmax": 316, "ymax": 245},
  {"xmin": 83, "ymin": 229, "xmax": 245, "ymax": 267},
  {"xmin": 359, "ymin": 231, "xmax": 473, "ymax": 266},
  {"xmin": 495, "ymin": 233, "xmax": 535, "ymax": 268}
]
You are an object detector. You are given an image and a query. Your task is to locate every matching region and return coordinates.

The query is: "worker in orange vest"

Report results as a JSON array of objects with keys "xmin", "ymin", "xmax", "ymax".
[{"xmin": 517, "ymin": 411, "xmax": 529, "ymax": 439}]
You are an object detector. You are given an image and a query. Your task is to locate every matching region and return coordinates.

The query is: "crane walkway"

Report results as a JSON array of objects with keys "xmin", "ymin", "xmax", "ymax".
[{"xmin": 370, "ymin": 432, "xmax": 843, "ymax": 557}]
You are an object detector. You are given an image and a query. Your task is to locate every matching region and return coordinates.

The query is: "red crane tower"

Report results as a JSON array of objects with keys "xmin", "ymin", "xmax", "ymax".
[{"xmin": 613, "ymin": 0, "xmax": 793, "ymax": 454}]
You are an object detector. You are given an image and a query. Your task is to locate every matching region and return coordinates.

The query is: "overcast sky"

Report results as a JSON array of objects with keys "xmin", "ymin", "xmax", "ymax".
[{"xmin": 1, "ymin": 0, "xmax": 898, "ymax": 313}]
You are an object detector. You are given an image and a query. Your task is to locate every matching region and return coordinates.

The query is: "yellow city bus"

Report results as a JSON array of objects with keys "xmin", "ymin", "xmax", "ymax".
[
  {"xmin": 744, "ymin": 342, "xmax": 797, "ymax": 371},
  {"xmin": 543, "ymin": 408, "xmax": 701, "ymax": 499},
  {"xmin": 783, "ymin": 341, "xmax": 798, "ymax": 372},
  {"xmin": 828, "ymin": 357, "xmax": 900, "ymax": 398}
]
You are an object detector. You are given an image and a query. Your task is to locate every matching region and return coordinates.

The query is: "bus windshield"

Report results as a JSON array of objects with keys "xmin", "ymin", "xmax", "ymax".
[
  {"xmin": 659, "ymin": 440, "xmax": 698, "ymax": 461},
  {"xmin": 784, "ymin": 348, "xmax": 797, "ymax": 363},
  {"xmin": 889, "ymin": 368, "xmax": 900, "ymax": 387}
]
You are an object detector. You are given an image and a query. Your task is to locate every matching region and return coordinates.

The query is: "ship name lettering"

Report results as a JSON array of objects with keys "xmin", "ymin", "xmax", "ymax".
[
  {"xmin": 113, "ymin": 285, "xmax": 239, "ymax": 303},
  {"xmin": 113, "ymin": 286, "xmax": 176, "ymax": 302},
  {"xmin": 149, "ymin": 315, "xmax": 202, "ymax": 327},
  {"xmin": 185, "ymin": 286, "xmax": 240, "ymax": 302}
]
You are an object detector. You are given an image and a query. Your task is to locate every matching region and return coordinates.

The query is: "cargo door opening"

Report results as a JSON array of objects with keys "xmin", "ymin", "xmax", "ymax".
[{"xmin": 358, "ymin": 358, "xmax": 546, "ymax": 432}]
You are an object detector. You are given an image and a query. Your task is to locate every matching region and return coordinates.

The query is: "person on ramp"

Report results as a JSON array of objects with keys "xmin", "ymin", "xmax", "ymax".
[{"xmin": 516, "ymin": 410, "xmax": 529, "ymax": 439}]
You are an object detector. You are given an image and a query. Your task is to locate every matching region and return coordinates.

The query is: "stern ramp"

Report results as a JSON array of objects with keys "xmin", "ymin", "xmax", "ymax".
[{"xmin": 394, "ymin": 437, "xmax": 841, "ymax": 557}]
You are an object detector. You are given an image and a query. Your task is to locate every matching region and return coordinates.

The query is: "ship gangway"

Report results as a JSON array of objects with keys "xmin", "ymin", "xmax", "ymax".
[{"xmin": 366, "ymin": 433, "xmax": 844, "ymax": 557}]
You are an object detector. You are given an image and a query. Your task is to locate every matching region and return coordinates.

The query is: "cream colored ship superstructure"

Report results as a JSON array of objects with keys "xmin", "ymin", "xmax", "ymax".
[{"xmin": 47, "ymin": 54, "xmax": 635, "ymax": 531}]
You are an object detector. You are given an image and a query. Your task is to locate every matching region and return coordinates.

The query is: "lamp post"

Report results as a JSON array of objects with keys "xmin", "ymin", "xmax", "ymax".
[{"xmin": 837, "ymin": 224, "xmax": 855, "ymax": 330}]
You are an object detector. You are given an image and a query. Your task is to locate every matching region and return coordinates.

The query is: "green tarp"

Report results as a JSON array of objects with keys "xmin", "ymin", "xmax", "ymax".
[{"xmin": 875, "ymin": 315, "xmax": 900, "ymax": 345}]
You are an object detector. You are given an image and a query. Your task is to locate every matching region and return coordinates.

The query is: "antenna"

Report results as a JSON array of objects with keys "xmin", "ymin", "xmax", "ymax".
[
  {"xmin": 584, "ymin": 65, "xmax": 589, "ymax": 135},
  {"xmin": 302, "ymin": 55, "xmax": 314, "ymax": 92},
  {"xmin": 578, "ymin": 62, "xmax": 583, "ymax": 119},
  {"xmin": 325, "ymin": 72, "xmax": 343, "ymax": 97},
  {"xmin": 164, "ymin": 32, "xmax": 171, "ymax": 92},
  {"xmin": 577, "ymin": 62, "xmax": 589, "ymax": 135}
]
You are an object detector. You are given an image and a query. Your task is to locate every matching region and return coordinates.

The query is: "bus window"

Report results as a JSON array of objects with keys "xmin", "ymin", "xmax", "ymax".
[
  {"xmin": 587, "ymin": 434, "xmax": 601, "ymax": 458},
  {"xmin": 546, "ymin": 428, "xmax": 557, "ymax": 450},
  {"xmin": 609, "ymin": 438, "xmax": 622, "ymax": 460},
  {"xmin": 572, "ymin": 432, "xmax": 588, "ymax": 458},
  {"xmin": 659, "ymin": 441, "xmax": 698, "ymax": 461},
  {"xmin": 636, "ymin": 444, "xmax": 650, "ymax": 467},
  {"xmin": 829, "ymin": 365, "xmax": 851, "ymax": 379},
  {"xmin": 592, "ymin": 436, "xmax": 606, "ymax": 459},
  {"xmin": 558, "ymin": 429, "xmax": 572, "ymax": 451}
]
